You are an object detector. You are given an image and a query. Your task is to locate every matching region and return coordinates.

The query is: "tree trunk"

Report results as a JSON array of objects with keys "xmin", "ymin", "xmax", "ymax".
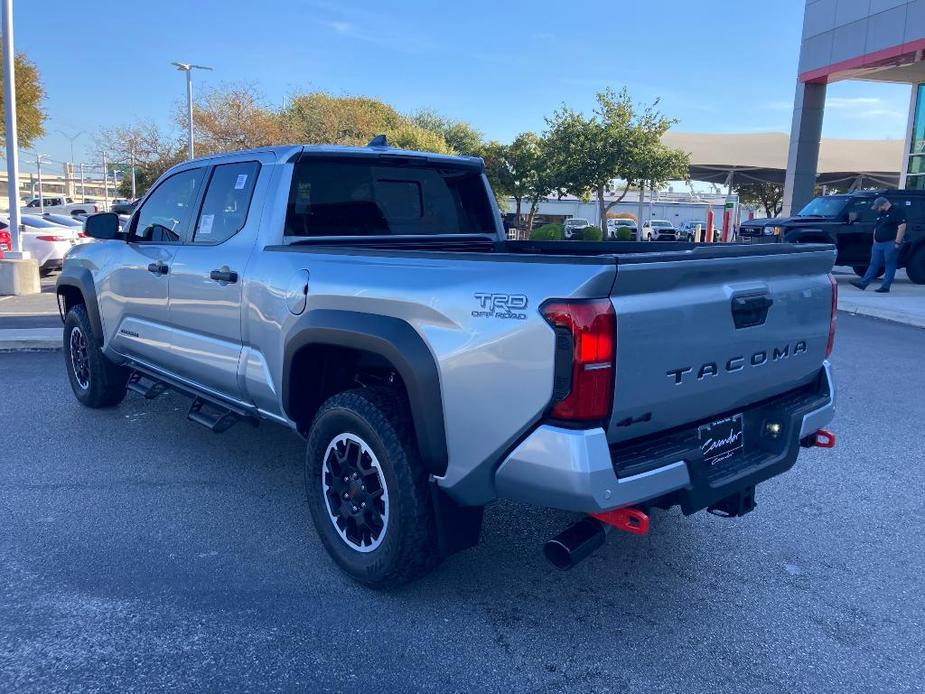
[
  {"xmin": 597, "ymin": 187, "xmax": 607, "ymax": 231},
  {"xmin": 514, "ymin": 196, "xmax": 523, "ymax": 229}
]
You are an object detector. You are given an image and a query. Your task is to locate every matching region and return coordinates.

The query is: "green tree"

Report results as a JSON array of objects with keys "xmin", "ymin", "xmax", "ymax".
[
  {"xmin": 735, "ymin": 181, "xmax": 784, "ymax": 217},
  {"xmin": 0, "ymin": 51, "xmax": 47, "ymax": 148},
  {"xmin": 409, "ymin": 109, "xmax": 484, "ymax": 155},
  {"xmin": 543, "ymin": 87, "xmax": 688, "ymax": 231}
]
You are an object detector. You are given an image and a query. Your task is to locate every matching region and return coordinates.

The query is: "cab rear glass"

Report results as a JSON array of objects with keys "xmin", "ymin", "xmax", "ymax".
[{"xmin": 284, "ymin": 159, "xmax": 495, "ymax": 237}]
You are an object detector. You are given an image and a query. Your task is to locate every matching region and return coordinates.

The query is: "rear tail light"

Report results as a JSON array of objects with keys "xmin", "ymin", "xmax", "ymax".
[
  {"xmin": 36, "ymin": 235, "xmax": 72, "ymax": 242},
  {"xmin": 826, "ymin": 273, "xmax": 837, "ymax": 358},
  {"xmin": 0, "ymin": 230, "xmax": 10, "ymax": 251},
  {"xmin": 541, "ymin": 298, "xmax": 616, "ymax": 422},
  {"xmin": 93, "ymin": 206, "xmax": 98, "ymax": 213}
]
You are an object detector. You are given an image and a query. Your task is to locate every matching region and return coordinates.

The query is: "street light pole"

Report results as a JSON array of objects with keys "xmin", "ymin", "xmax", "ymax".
[
  {"xmin": 79, "ymin": 162, "xmax": 85, "ymax": 200},
  {"xmin": 2, "ymin": 0, "xmax": 23, "ymax": 254},
  {"xmin": 35, "ymin": 154, "xmax": 45, "ymax": 213},
  {"xmin": 55, "ymin": 129, "xmax": 85, "ymax": 166},
  {"xmin": 172, "ymin": 62, "xmax": 213, "ymax": 159},
  {"xmin": 130, "ymin": 143, "xmax": 136, "ymax": 199}
]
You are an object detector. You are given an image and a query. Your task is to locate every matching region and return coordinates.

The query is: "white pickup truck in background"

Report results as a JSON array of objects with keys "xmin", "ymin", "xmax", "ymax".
[{"xmin": 21, "ymin": 196, "xmax": 101, "ymax": 217}]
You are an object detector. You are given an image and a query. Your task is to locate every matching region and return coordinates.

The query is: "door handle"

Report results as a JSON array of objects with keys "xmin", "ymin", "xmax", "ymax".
[
  {"xmin": 209, "ymin": 267, "xmax": 239, "ymax": 284},
  {"xmin": 147, "ymin": 261, "xmax": 168, "ymax": 275}
]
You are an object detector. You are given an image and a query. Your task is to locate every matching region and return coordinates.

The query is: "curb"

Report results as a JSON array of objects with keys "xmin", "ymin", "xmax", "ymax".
[
  {"xmin": 0, "ymin": 328, "xmax": 61, "ymax": 351},
  {"xmin": 837, "ymin": 304, "xmax": 925, "ymax": 329}
]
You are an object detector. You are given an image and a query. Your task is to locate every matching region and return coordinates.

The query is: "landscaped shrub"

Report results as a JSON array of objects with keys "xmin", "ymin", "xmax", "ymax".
[
  {"xmin": 530, "ymin": 223, "xmax": 563, "ymax": 241},
  {"xmin": 582, "ymin": 225, "xmax": 603, "ymax": 241}
]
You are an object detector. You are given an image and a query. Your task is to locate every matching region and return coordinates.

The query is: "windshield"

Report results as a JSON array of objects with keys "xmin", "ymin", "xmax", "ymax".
[
  {"xmin": 652, "ymin": 220, "xmax": 672, "ymax": 228},
  {"xmin": 797, "ymin": 195, "xmax": 849, "ymax": 217}
]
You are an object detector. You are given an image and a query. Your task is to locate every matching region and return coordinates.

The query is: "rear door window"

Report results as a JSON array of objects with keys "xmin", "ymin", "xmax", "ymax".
[
  {"xmin": 284, "ymin": 158, "xmax": 495, "ymax": 237},
  {"xmin": 191, "ymin": 162, "xmax": 260, "ymax": 244},
  {"xmin": 889, "ymin": 195, "xmax": 924, "ymax": 223}
]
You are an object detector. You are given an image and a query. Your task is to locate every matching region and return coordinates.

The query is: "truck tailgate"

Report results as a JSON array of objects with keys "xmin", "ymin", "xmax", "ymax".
[{"xmin": 607, "ymin": 245, "xmax": 835, "ymax": 443}]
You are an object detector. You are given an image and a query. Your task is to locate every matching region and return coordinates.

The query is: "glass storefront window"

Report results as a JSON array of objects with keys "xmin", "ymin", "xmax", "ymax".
[
  {"xmin": 912, "ymin": 84, "xmax": 925, "ymax": 157},
  {"xmin": 907, "ymin": 174, "xmax": 925, "ymax": 191},
  {"xmin": 905, "ymin": 85, "xmax": 925, "ymax": 189}
]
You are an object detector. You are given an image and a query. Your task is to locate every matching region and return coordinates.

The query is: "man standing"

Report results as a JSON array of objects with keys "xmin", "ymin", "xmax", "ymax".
[{"xmin": 850, "ymin": 196, "xmax": 907, "ymax": 293}]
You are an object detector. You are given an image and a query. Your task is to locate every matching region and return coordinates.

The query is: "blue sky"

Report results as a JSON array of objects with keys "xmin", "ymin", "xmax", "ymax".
[{"xmin": 12, "ymin": 0, "xmax": 915, "ymax": 173}]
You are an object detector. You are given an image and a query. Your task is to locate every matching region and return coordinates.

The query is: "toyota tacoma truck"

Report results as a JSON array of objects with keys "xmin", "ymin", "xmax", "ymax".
[{"xmin": 56, "ymin": 141, "xmax": 837, "ymax": 586}]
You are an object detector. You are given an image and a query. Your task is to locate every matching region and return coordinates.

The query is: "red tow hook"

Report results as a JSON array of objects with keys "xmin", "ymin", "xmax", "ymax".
[
  {"xmin": 814, "ymin": 429, "xmax": 836, "ymax": 448},
  {"xmin": 591, "ymin": 507, "xmax": 650, "ymax": 535}
]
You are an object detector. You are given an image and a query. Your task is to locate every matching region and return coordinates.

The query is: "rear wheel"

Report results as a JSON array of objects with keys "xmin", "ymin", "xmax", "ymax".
[
  {"xmin": 305, "ymin": 387, "xmax": 440, "ymax": 587},
  {"xmin": 906, "ymin": 246, "xmax": 925, "ymax": 285},
  {"xmin": 63, "ymin": 304, "xmax": 129, "ymax": 407}
]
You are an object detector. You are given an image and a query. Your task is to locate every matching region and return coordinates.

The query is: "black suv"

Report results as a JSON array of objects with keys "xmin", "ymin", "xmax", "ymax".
[{"xmin": 738, "ymin": 189, "xmax": 925, "ymax": 284}]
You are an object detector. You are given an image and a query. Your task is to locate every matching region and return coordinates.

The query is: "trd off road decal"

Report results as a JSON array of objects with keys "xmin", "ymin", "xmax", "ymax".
[{"xmin": 472, "ymin": 293, "xmax": 528, "ymax": 320}]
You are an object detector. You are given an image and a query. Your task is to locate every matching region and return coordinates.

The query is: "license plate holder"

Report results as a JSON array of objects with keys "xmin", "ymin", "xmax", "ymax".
[{"xmin": 699, "ymin": 414, "xmax": 745, "ymax": 466}]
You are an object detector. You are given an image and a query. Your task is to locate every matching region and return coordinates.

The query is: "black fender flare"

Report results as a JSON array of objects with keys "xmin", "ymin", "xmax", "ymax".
[
  {"xmin": 282, "ymin": 309, "xmax": 448, "ymax": 475},
  {"xmin": 55, "ymin": 266, "xmax": 104, "ymax": 343}
]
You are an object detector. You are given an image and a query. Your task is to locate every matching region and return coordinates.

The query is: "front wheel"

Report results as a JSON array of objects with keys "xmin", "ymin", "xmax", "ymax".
[
  {"xmin": 305, "ymin": 387, "xmax": 440, "ymax": 587},
  {"xmin": 906, "ymin": 246, "xmax": 925, "ymax": 284},
  {"xmin": 63, "ymin": 304, "xmax": 129, "ymax": 407}
]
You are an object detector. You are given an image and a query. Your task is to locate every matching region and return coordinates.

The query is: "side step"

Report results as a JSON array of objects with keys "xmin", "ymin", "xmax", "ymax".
[
  {"xmin": 126, "ymin": 371, "xmax": 168, "ymax": 399},
  {"xmin": 187, "ymin": 396, "xmax": 249, "ymax": 434},
  {"xmin": 126, "ymin": 368, "xmax": 258, "ymax": 434}
]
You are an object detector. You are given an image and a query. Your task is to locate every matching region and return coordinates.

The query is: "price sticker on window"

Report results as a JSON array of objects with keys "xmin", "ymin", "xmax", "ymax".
[
  {"xmin": 199, "ymin": 214, "xmax": 214, "ymax": 235},
  {"xmin": 234, "ymin": 174, "xmax": 248, "ymax": 190}
]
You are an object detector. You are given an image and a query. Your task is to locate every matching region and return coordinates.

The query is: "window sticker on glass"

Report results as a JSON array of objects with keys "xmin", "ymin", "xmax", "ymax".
[
  {"xmin": 234, "ymin": 174, "xmax": 248, "ymax": 190},
  {"xmin": 199, "ymin": 213, "xmax": 214, "ymax": 235}
]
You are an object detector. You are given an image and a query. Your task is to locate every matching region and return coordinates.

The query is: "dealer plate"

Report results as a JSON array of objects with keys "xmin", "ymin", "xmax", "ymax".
[{"xmin": 699, "ymin": 414, "xmax": 744, "ymax": 466}]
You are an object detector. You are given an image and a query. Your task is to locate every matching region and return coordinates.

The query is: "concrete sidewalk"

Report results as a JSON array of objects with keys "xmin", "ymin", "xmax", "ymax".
[
  {"xmin": 0, "ymin": 278, "xmax": 61, "ymax": 349},
  {"xmin": 835, "ymin": 269, "xmax": 925, "ymax": 329}
]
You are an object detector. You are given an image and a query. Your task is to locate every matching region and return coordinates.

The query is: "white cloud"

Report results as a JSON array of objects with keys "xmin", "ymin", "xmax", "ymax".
[{"xmin": 325, "ymin": 21, "xmax": 352, "ymax": 34}]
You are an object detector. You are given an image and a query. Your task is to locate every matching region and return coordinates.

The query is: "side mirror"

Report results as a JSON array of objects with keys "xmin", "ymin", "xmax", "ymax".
[{"xmin": 84, "ymin": 212, "xmax": 122, "ymax": 240}]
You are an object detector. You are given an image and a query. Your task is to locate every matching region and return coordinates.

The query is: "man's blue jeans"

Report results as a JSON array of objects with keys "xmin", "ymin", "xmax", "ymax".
[{"xmin": 860, "ymin": 240, "xmax": 900, "ymax": 289}]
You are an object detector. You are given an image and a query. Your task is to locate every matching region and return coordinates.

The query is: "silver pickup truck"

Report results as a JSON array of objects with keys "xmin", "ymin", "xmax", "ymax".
[{"xmin": 57, "ymin": 142, "xmax": 837, "ymax": 586}]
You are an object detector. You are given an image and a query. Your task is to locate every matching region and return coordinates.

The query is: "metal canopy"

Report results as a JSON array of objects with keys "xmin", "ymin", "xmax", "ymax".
[{"xmin": 662, "ymin": 131, "xmax": 905, "ymax": 187}]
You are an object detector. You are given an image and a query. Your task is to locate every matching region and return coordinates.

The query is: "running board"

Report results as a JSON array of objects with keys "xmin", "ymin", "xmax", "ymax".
[
  {"xmin": 126, "ymin": 371, "xmax": 168, "ymax": 399},
  {"xmin": 187, "ymin": 396, "xmax": 245, "ymax": 433},
  {"xmin": 126, "ymin": 367, "xmax": 258, "ymax": 434}
]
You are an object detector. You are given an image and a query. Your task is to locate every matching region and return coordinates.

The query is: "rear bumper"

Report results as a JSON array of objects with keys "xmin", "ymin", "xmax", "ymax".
[{"xmin": 494, "ymin": 361, "xmax": 835, "ymax": 513}]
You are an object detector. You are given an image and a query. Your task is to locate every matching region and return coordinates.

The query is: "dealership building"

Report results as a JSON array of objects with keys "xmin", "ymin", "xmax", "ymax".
[{"xmin": 784, "ymin": 0, "xmax": 925, "ymax": 214}]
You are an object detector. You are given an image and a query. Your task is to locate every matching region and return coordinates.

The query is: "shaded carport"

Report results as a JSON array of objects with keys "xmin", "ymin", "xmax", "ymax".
[{"xmin": 662, "ymin": 131, "xmax": 903, "ymax": 189}]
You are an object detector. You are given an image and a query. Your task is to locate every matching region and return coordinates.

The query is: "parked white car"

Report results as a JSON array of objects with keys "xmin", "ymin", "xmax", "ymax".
[
  {"xmin": 642, "ymin": 219, "xmax": 678, "ymax": 241},
  {"xmin": 21, "ymin": 196, "xmax": 100, "ymax": 217},
  {"xmin": 42, "ymin": 213, "xmax": 86, "ymax": 229},
  {"xmin": 2, "ymin": 215, "xmax": 81, "ymax": 275},
  {"xmin": 563, "ymin": 217, "xmax": 591, "ymax": 240},
  {"xmin": 607, "ymin": 218, "xmax": 638, "ymax": 239}
]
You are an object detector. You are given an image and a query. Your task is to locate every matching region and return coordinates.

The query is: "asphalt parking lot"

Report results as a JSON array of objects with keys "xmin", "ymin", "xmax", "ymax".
[{"xmin": 0, "ymin": 313, "xmax": 922, "ymax": 693}]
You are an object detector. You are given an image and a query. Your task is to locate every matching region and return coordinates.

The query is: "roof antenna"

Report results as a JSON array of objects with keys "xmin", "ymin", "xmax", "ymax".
[{"xmin": 368, "ymin": 134, "xmax": 389, "ymax": 147}]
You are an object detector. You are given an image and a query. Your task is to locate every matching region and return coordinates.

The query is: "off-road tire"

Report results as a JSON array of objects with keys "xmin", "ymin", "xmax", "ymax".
[
  {"xmin": 305, "ymin": 387, "xmax": 440, "ymax": 587},
  {"xmin": 905, "ymin": 246, "xmax": 925, "ymax": 285},
  {"xmin": 63, "ymin": 304, "xmax": 129, "ymax": 408}
]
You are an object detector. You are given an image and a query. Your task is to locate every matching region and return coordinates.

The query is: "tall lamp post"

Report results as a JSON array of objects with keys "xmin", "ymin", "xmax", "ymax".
[
  {"xmin": 2, "ymin": 0, "xmax": 22, "ymax": 256},
  {"xmin": 172, "ymin": 62, "xmax": 212, "ymax": 159}
]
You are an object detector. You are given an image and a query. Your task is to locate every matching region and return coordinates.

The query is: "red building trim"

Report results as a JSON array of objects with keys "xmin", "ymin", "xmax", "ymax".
[{"xmin": 799, "ymin": 37, "xmax": 925, "ymax": 83}]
